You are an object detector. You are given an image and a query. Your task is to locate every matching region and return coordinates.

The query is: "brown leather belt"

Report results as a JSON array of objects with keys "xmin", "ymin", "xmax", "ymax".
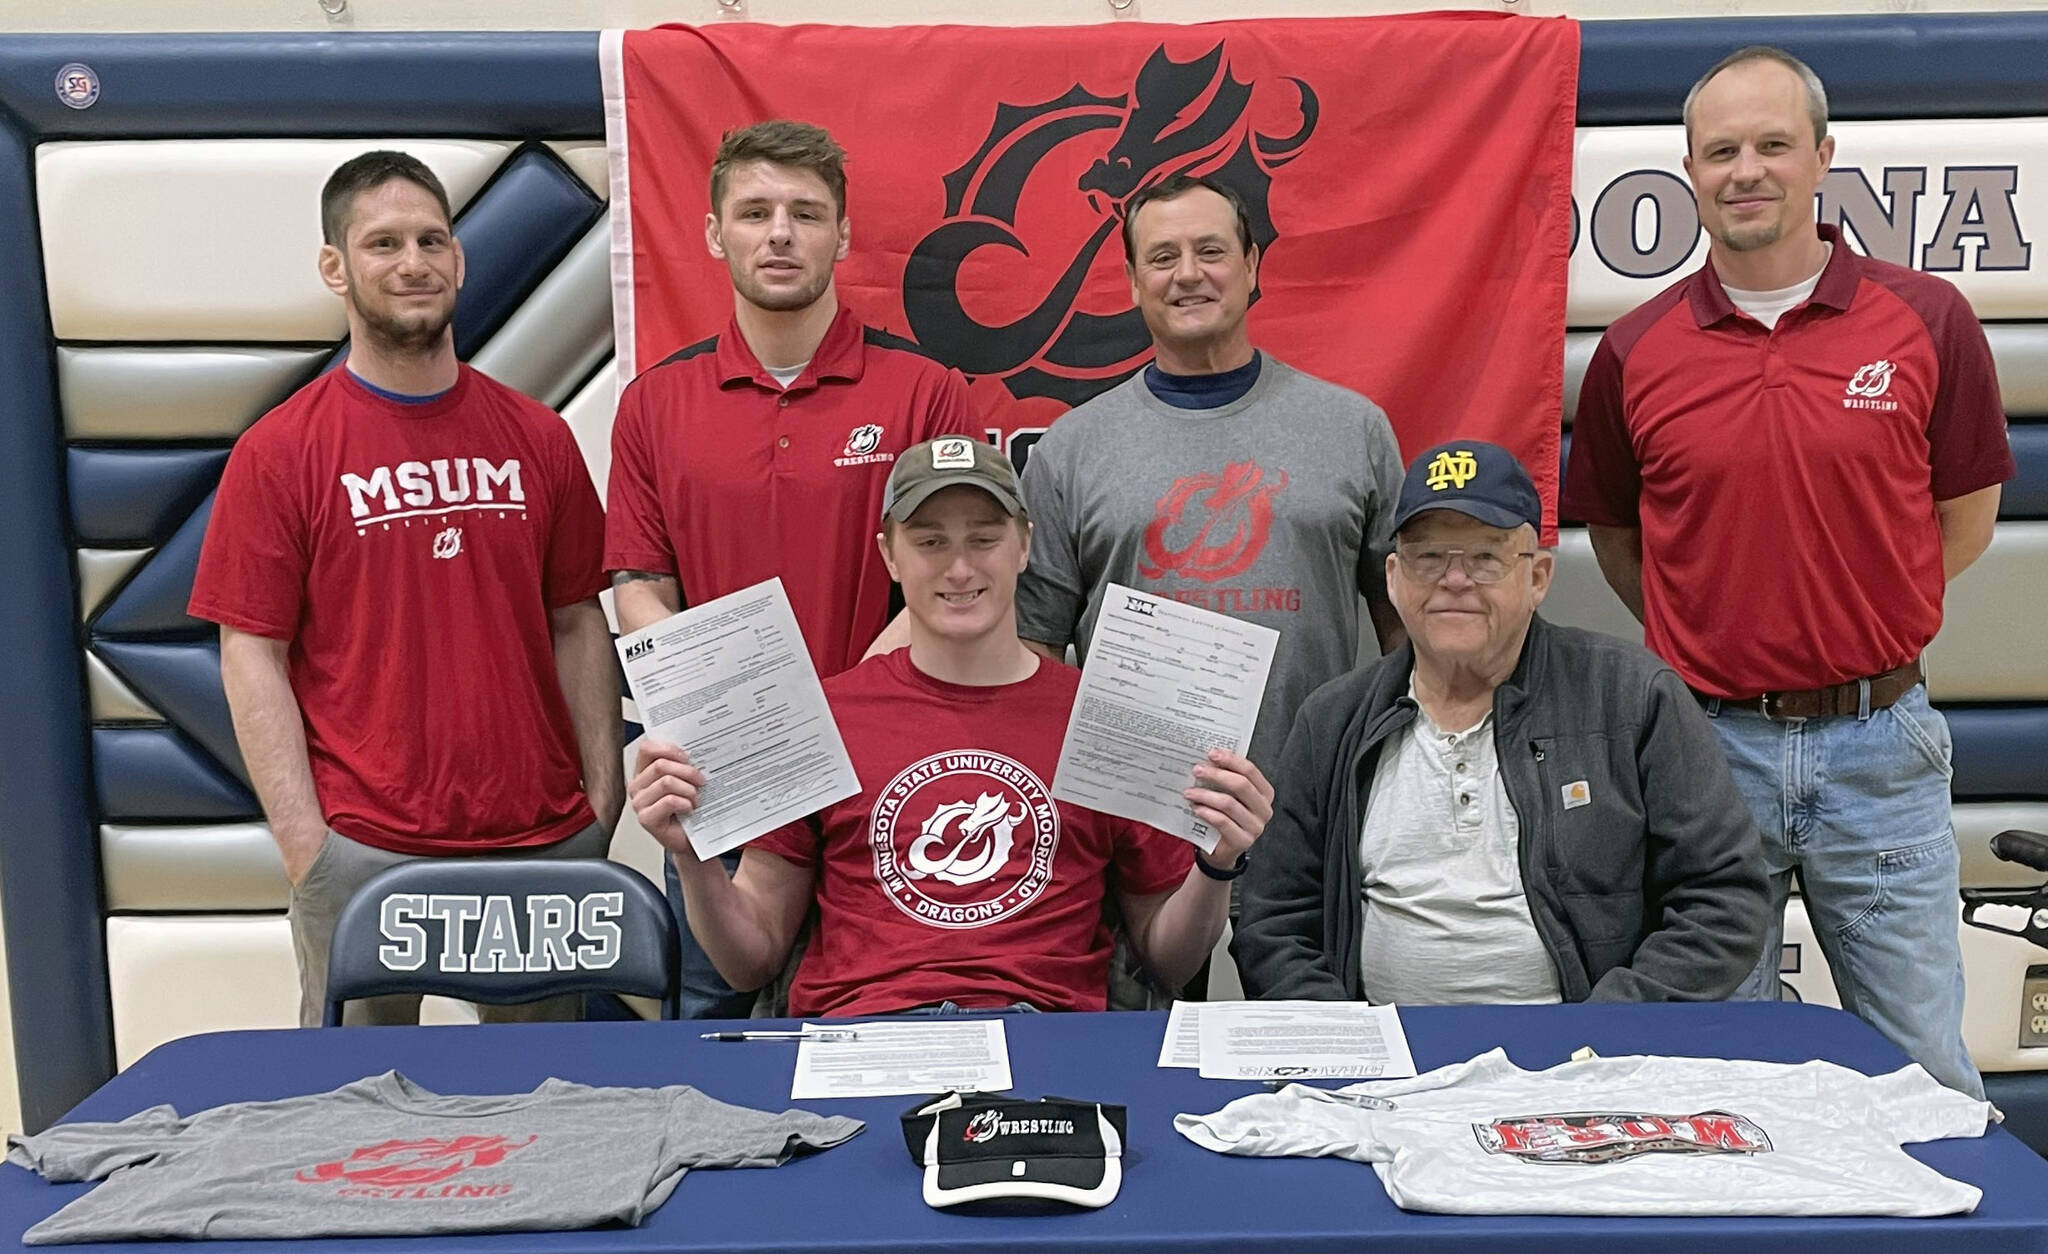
[{"xmin": 1692, "ymin": 660, "xmax": 1924, "ymax": 722}]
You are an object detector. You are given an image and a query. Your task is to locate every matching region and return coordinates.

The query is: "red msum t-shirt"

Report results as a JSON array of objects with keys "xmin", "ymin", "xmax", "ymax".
[
  {"xmin": 189, "ymin": 366, "xmax": 606, "ymax": 855},
  {"xmin": 752, "ymin": 651, "xmax": 1193, "ymax": 1016}
]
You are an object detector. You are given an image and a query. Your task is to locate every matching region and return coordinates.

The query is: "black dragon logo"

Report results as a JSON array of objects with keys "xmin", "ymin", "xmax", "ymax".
[{"xmin": 903, "ymin": 42, "xmax": 1318, "ymax": 407}]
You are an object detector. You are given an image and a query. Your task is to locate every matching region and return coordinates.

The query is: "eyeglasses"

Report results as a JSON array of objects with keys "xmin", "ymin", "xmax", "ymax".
[{"xmin": 1394, "ymin": 545, "xmax": 1535, "ymax": 585}]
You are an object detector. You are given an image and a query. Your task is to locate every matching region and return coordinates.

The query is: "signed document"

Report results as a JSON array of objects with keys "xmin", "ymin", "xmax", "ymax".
[
  {"xmin": 615, "ymin": 578, "xmax": 858, "ymax": 860},
  {"xmin": 1051, "ymin": 584, "xmax": 1278, "ymax": 853},
  {"xmin": 1158, "ymin": 1000, "xmax": 1204, "ymax": 1069},
  {"xmin": 1196, "ymin": 1001, "xmax": 1417, "ymax": 1081},
  {"xmin": 792, "ymin": 1020, "xmax": 1012, "ymax": 1099}
]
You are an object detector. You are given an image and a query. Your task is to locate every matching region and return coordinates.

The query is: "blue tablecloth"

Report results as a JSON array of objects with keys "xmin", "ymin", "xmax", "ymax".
[{"xmin": 4, "ymin": 1002, "xmax": 2046, "ymax": 1253}]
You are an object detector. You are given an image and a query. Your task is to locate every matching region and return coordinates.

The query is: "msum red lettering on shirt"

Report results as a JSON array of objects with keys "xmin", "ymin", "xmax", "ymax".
[{"xmin": 189, "ymin": 366, "xmax": 605, "ymax": 853}]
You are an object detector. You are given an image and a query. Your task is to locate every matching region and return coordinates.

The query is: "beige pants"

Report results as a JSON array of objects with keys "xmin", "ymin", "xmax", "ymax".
[{"xmin": 288, "ymin": 822, "xmax": 612, "ymax": 1027}]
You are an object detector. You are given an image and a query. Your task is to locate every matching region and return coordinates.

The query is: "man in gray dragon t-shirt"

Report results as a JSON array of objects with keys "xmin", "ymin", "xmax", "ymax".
[{"xmin": 1018, "ymin": 174, "xmax": 1405, "ymax": 779}]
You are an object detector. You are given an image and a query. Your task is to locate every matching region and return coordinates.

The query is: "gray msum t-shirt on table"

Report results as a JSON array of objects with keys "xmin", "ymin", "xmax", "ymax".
[
  {"xmin": 1017, "ymin": 356, "xmax": 1403, "ymax": 771},
  {"xmin": 9, "ymin": 1071, "xmax": 863, "ymax": 1244}
]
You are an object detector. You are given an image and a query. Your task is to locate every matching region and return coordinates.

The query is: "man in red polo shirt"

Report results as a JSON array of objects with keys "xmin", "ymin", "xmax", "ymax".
[
  {"xmin": 606, "ymin": 120, "xmax": 981, "ymax": 1016},
  {"xmin": 1563, "ymin": 47, "xmax": 2012, "ymax": 1096}
]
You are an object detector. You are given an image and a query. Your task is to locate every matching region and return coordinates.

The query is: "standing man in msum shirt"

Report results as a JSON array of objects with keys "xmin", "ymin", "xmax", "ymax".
[
  {"xmin": 1016, "ymin": 174, "xmax": 1406, "ymax": 779},
  {"xmin": 606, "ymin": 120, "xmax": 981, "ymax": 1016},
  {"xmin": 191, "ymin": 151, "xmax": 621, "ymax": 1026},
  {"xmin": 1564, "ymin": 47, "xmax": 2013, "ymax": 1095}
]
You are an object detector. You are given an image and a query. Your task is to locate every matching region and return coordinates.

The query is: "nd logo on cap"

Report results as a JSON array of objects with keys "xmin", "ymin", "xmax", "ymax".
[{"xmin": 1425, "ymin": 449, "xmax": 1479, "ymax": 491}]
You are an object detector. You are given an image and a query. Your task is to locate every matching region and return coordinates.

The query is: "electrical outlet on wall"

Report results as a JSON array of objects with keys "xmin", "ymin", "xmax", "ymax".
[{"xmin": 2022, "ymin": 965, "xmax": 2048, "ymax": 1049}]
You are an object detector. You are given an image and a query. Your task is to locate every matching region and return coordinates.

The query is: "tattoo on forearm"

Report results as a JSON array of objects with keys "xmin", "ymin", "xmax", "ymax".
[{"xmin": 610, "ymin": 570, "xmax": 677, "ymax": 587}]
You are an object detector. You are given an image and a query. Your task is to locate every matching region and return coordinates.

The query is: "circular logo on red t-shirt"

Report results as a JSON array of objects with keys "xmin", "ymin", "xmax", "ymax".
[{"xmin": 869, "ymin": 751, "xmax": 1061, "ymax": 930}]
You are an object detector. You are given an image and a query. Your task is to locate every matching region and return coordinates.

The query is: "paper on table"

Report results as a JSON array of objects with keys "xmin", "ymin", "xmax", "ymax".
[
  {"xmin": 1158, "ymin": 1001, "xmax": 1203, "ymax": 1068},
  {"xmin": 615, "ymin": 578, "xmax": 859, "ymax": 860},
  {"xmin": 791, "ymin": 1020, "xmax": 1013, "ymax": 1099},
  {"xmin": 1051, "ymin": 584, "xmax": 1279, "ymax": 853},
  {"xmin": 1196, "ymin": 1001, "xmax": 1417, "ymax": 1081}
]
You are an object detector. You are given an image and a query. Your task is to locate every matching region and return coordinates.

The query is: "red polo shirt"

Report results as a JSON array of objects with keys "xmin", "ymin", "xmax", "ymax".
[
  {"xmin": 1563, "ymin": 225, "xmax": 2013, "ymax": 699},
  {"xmin": 605, "ymin": 305, "xmax": 980, "ymax": 678}
]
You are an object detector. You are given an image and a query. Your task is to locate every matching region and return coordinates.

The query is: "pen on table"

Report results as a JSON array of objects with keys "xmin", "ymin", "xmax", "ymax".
[{"xmin": 700, "ymin": 1029, "xmax": 861, "ymax": 1042}]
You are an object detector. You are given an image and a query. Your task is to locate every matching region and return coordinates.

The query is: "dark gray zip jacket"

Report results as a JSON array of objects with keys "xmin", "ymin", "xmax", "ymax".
[{"xmin": 1234, "ymin": 615, "xmax": 1768, "ymax": 1002}]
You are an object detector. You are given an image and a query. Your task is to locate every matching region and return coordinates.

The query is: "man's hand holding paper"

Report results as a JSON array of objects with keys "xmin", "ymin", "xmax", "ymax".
[
  {"xmin": 1183, "ymin": 749, "xmax": 1274, "ymax": 872},
  {"xmin": 1052, "ymin": 584, "xmax": 1280, "ymax": 856},
  {"xmin": 615, "ymin": 578, "xmax": 860, "ymax": 861}
]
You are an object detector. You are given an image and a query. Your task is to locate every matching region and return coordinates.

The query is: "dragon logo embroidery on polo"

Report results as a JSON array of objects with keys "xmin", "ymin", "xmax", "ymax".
[
  {"xmin": 1845, "ymin": 359, "xmax": 1896, "ymax": 398},
  {"xmin": 1842, "ymin": 359, "xmax": 1901, "ymax": 412},
  {"xmin": 844, "ymin": 424, "xmax": 884, "ymax": 456},
  {"xmin": 834, "ymin": 423, "xmax": 896, "ymax": 468}
]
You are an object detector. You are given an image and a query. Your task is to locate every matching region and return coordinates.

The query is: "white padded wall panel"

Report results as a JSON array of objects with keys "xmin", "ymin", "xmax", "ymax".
[
  {"xmin": 75, "ymin": 548, "xmax": 149, "ymax": 621},
  {"xmin": 560, "ymin": 357, "xmax": 618, "ymax": 505},
  {"xmin": 85, "ymin": 654, "xmax": 161, "ymax": 724},
  {"xmin": 101, "ymin": 824, "xmax": 285, "ymax": 912},
  {"xmin": 1536, "ymin": 529, "xmax": 1643, "ymax": 646},
  {"xmin": 547, "ymin": 141, "xmax": 610, "ymax": 199},
  {"xmin": 107, "ymin": 914, "xmax": 298, "ymax": 1069},
  {"xmin": 59, "ymin": 345, "xmax": 327, "ymax": 440},
  {"xmin": 1925, "ymin": 522, "xmax": 2048, "ymax": 701},
  {"xmin": 470, "ymin": 219, "xmax": 612, "ymax": 408},
  {"xmin": 1561, "ymin": 332, "xmax": 1597, "ymax": 424},
  {"xmin": 1569, "ymin": 121, "xmax": 2048, "ymax": 327},
  {"xmin": 39, "ymin": 140, "xmax": 512, "ymax": 342},
  {"xmin": 1986, "ymin": 324, "xmax": 2048, "ymax": 418}
]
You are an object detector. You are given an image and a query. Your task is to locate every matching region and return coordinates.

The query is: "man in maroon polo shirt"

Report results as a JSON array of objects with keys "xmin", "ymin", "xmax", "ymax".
[
  {"xmin": 1563, "ymin": 46, "xmax": 2013, "ymax": 1095},
  {"xmin": 606, "ymin": 119, "xmax": 981, "ymax": 1016}
]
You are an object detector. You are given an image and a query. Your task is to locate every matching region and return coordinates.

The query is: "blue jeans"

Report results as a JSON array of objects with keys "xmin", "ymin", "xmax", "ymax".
[
  {"xmin": 898, "ymin": 1002, "xmax": 1041, "ymax": 1016},
  {"xmin": 1708, "ymin": 685, "xmax": 1981, "ymax": 1098},
  {"xmin": 664, "ymin": 851, "xmax": 759, "ymax": 1019}
]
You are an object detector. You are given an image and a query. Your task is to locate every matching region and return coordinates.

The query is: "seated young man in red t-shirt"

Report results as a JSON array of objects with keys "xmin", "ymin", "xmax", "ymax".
[{"xmin": 628, "ymin": 437, "xmax": 1273, "ymax": 1015}]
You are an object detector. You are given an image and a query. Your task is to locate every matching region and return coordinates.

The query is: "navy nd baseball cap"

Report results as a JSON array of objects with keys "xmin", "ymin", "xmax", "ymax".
[
  {"xmin": 900, "ymin": 1093, "xmax": 1127, "ymax": 1210},
  {"xmin": 1390, "ymin": 440, "xmax": 1542, "ymax": 534},
  {"xmin": 882, "ymin": 437, "xmax": 1026, "ymax": 524}
]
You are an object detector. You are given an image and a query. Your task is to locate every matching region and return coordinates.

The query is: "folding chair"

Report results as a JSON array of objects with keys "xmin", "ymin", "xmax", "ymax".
[{"xmin": 321, "ymin": 857, "xmax": 680, "ymax": 1025}]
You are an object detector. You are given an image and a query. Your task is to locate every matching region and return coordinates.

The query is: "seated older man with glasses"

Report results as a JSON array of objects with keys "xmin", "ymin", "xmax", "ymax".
[{"xmin": 1234, "ymin": 440, "xmax": 1768, "ymax": 1005}]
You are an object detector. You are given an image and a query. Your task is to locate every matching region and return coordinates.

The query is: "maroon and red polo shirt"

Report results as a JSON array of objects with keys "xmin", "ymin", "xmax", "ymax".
[
  {"xmin": 1562, "ymin": 225, "xmax": 2014, "ymax": 700},
  {"xmin": 605, "ymin": 304, "xmax": 980, "ymax": 678}
]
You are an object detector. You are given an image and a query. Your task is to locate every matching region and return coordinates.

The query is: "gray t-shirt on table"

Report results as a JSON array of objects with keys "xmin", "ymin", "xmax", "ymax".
[
  {"xmin": 1016, "ymin": 356, "xmax": 1404, "ymax": 771},
  {"xmin": 9, "ymin": 1071, "xmax": 863, "ymax": 1244}
]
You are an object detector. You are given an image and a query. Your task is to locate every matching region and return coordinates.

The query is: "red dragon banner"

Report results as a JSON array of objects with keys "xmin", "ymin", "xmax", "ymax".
[{"xmin": 603, "ymin": 14, "xmax": 1578, "ymax": 520}]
